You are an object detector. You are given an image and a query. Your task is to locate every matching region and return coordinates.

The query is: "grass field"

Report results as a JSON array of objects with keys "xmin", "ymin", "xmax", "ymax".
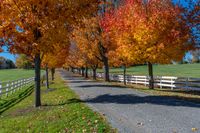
[
  {"xmin": 0, "ymin": 73, "xmax": 114, "ymax": 133},
  {"xmin": 0, "ymin": 69, "xmax": 35, "ymax": 82},
  {"xmin": 97, "ymin": 63, "xmax": 200, "ymax": 78}
]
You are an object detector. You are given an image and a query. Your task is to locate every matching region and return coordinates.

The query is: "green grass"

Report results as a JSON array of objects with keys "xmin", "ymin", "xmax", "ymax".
[
  {"xmin": 0, "ymin": 85, "xmax": 34, "ymax": 114},
  {"xmin": 0, "ymin": 74, "xmax": 114, "ymax": 133},
  {"xmin": 97, "ymin": 63, "xmax": 200, "ymax": 78},
  {"xmin": 0, "ymin": 69, "xmax": 35, "ymax": 82}
]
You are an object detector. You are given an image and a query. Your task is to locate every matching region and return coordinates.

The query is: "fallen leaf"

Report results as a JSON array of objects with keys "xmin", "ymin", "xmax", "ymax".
[{"xmin": 192, "ymin": 128, "xmax": 198, "ymax": 132}]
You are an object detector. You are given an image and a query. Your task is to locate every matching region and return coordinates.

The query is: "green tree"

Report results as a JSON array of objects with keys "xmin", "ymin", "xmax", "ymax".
[{"xmin": 16, "ymin": 54, "xmax": 33, "ymax": 69}]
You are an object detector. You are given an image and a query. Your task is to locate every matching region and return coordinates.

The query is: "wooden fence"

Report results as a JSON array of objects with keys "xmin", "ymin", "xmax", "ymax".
[
  {"xmin": 88, "ymin": 72, "xmax": 200, "ymax": 91},
  {"xmin": 0, "ymin": 77, "xmax": 34, "ymax": 97}
]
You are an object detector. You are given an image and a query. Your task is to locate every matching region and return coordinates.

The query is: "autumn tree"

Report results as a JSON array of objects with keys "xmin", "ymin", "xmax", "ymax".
[
  {"xmin": 103, "ymin": 0, "xmax": 194, "ymax": 89},
  {"xmin": 66, "ymin": 1, "xmax": 118, "ymax": 81},
  {"xmin": 65, "ymin": 44, "xmax": 86, "ymax": 76},
  {"xmin": 71, "ymin": 17, "xmax": 104, "ymax": 79},
  {"xmin": 16, "ymin": 54, "xmax": 33, "ymax": 69},
  {"xmin": 0, "ymin": 0, "xmax": 99, "ymax": 107},
  {"xmin": 42, "ymin": 42, "xmax": 70, "ymax": 89},
  {"xmin": 191, "ymin": 49, "xmax": 200, "ymax": 63}
]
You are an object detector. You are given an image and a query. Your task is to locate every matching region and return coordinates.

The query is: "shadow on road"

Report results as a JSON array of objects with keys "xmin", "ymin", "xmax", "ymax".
[
  {"xmin": 59, "ymin": 70, "xmax": 200, "ymax": 108},
  {"xmin": 78, "ymin": 84, "xmax": 127, "ymax": 88},
  {"xmin": 67, "ymin": 94, "xmax": 200, "ymax": 108}
]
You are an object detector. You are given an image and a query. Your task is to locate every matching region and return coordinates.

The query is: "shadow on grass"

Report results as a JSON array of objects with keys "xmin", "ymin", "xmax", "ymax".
[
  {"xmin": 0, "ymin": 86, "xmax": 34, "ymax": 115},
  {"xmin": 42, "ymin": 98, "xmax": 83, "ymax": 107},
  {"xmin": 155, "ymin": 89, "xmax": 200, "ymax": 96},
  {"xmin": 42, "ymin": 88, "xmax": 56, "ymax": 94}
]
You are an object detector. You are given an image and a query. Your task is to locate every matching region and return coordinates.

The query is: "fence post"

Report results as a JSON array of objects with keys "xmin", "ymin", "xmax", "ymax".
[
  {"xmin": 145, "ymin": 76, "xmax": 147, "ymax": 87},
  {"xmin": 11, "ymin": 81, "xmax": 14, "ymax": 94},
  {"xmin": 6, "ymin": 82, "xmax": 9, "ymax": 97},
  {"xmin": 18, "ymin": 80, "xmax": 20, "ymax": 90},
  {"xmin": 171, "ymin": 78, "xmax": 173, "ymax": 90},
  {"xmin": 14, "ymin": 81, "xmax": 17, "ymax": 92},
  {"xmin": 160, "ymin": 77, "xmax": 162, "ymax": 89},
  {"xmin": 0, "ymin": 81, "xmax": 2, "ymax": 97},
  {"xmin": 21, "ymin": 79, "xmax": 23, "ymax": 88},
  {"xmin": 24, "ymin": 79, "xmax": 26, "ymax": 87},
  {"xmin": 136, "ymin": 77, "xmax": 138, "ymax": 84},
  {"xmin": 130, "ymin": 76, "xmax": 133, "ymax": 84},
  {"xmin": 13, "ymin": 81, "xmax": 15, "ymax": 92},
  {"xmin": 185, "ymin": 77, "xmax": 190, "ymax": 90}
]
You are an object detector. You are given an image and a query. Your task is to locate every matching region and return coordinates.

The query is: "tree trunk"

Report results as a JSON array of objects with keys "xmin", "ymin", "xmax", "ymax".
[
  {"xmin": 123, "ymin": 65, "xmax": 126, "ymax": 85},
  {"xmin": 148, "ymin": 62, "xmax": 154, "ymax": 89},
  {"xmin": 85, "ymin": 66, "xmax": 88, "ymax": 78},
  {"xmin": 51, "ymin": 68, "xmax": 55, "ymax": 81},
  {"xmin": 103, "ymin": 57, "xmax": 110, "ymax": 82},
  {"xmin": 71, "ymin": 67, "xmax": 75, "ymax": 73},
  {"xmin": 79, "ymin": 68, "xmax": 81, "ymax": 75},
  {"xmin": 81, "ymin": 67, "xmax": 85, "ymax": 77},
  {"xmin": 45, "ymin": 64, "xmax": 49, "ymax": 89},
  {"xmin": 34, "ymin": 53, "xmax": 41, "ymax": 107},
  {"xmin": 92, "ymin": 68, "xmax": 97, "ymax": 80}
]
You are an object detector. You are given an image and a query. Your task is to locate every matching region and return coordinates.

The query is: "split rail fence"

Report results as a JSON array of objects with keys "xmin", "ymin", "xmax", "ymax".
[
  {"xmin": 0, "ymin": 77, "xmax": 34, "ymax": 97},
  {"xmin": 81, "ymin": 71, "xmax": 200, "ymax": 91}
]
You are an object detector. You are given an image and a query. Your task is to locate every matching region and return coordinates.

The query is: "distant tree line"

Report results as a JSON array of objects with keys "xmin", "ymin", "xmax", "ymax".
[
  {"xmin": 181, "ymin": 50, "xmax": 200, "ymax": 64},
  {"xmin": 16, "ymin": 54, "xmax": 34, "ymax": 69},
  {"xmin": 0, "ymin": 57, "xmax": 15, "ymax": 69},
  {"xmin": 191, "ymin": 49, "xmax": 200, "ymax": 63}
]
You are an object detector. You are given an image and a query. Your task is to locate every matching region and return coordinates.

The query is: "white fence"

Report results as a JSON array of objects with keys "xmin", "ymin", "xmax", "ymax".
[
  {"xmin": 88, "ymin": 72, "xmax": 200, "ymax": 91},
  {"xmin": 0, "ymin": 77, "xmax": 34, "ymax": 97}
]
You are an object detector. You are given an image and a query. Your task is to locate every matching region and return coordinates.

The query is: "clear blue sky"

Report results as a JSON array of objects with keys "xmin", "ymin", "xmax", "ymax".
[
  {"xmin": 0, "ymin": 0, "xmax": 196, "ymax": 62},
  {"xmin": 0, "ymin": 46, "xmax": 17, "ymax": 62}
]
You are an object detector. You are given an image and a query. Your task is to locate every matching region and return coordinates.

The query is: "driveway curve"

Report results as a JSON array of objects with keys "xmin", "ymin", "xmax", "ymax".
[{"xmin": 60, "ymin": 70, "xmax": 200, "ymax": 133}]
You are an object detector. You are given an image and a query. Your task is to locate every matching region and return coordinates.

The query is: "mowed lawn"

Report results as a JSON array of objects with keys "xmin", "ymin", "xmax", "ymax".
[
  {"xmin": 0, "ymin": 69, "xmax": 35, "ymax": 82},
  {"xmin": 0, "ymin": 73, "xmax": 114, "ymax": 133},
  {"xmin": 97, "ymin": 63, "xmax": 200, "ymax": 78}
]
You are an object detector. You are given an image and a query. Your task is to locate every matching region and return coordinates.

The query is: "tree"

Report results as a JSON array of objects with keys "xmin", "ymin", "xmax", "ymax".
[
  {"xmin": 1, "ymin": 0, "xmax": 99, "ymax": 107},
  {"xmin": 102, "ymin": 0, "xmax": 194, "ymax": 89},
  {"xmin": 16, "ymin": 54, "xmax": 33, "ymax": 69},
  {"xmin": 181, "ymin": 0, "xmax": 200, "ymax": 47},
  {"xmin": 65, "ymin": 42, "xmax": 88, "ymax": 77},
  {"xmin": 191, "ymin": 49, "xmax": 200, "ymax": 63},
  {"xmin": 0, "ymin": 56, "xmax": 15, "ymax": 69},
  {"xmin": 42, "ymin": 42, "xmax": 70, "ymax": 89},
  {"xmin": 71, "ymin": 17, "xmax": 103, "ymax": 80}
]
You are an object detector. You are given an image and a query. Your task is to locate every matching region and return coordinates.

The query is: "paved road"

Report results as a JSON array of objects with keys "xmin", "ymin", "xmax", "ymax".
[{"xmin": 60, "ymin": 70, "xmax": 200, "ymax": 133}]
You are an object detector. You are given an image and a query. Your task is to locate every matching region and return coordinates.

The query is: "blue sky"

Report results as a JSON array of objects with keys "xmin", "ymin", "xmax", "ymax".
[
  {"xmin": 0, "ymin": 46, "xmax": 17, "ymax": 62},
  {"xmin": 0, "ymin": 0, "xmax": 197, "ymax": 62}
]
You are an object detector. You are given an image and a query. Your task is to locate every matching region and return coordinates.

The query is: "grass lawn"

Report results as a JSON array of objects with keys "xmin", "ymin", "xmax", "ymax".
[
  {"xmin": 0, "ymin": 73, "xmax": 114, "ymax": 133},
  {"xmin": 97, "ymin": 63, "xmax": 200, "ymax": 78},
  {"xmin": 0, "ymin": 69, "xmax": 35, "ymax": 82}
]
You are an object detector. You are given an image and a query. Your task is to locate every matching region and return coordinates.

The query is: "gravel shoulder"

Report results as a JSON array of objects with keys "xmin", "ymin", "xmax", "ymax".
[{"xmin": 60, "ymin": 70, "xmax": 200, "ymax": 133}]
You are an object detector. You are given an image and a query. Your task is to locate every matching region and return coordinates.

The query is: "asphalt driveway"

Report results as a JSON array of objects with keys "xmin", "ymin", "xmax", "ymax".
[{"xmin": 60, "ymin": 70, "xmax": 200, "ymax": 133}]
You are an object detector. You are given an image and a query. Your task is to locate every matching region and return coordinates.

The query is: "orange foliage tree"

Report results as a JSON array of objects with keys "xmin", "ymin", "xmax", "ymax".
[
  {"xmin": 102, "ymin": 0, "xmax": 194, "ymax": 89},
  {"xmin": 0, "ymin": 0, "xmax": 99, "ymax": 107},
  {"xmin": 65, "ymin": 44, "xmax": 86, "ymax": 75},
  {"xmin": 42, "ymin": 42, "xmax": 70, "ymax": 89},
  {"xmin": 71, "ymin": 17, "xmax": 104, "ymax": 79}
]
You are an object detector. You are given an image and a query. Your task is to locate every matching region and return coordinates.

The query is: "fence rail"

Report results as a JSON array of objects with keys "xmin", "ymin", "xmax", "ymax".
[
  {"xmin": 0, "ymin": 77, "xmax": 34, "ymax": 97},
  {"xmin": 85, "ymin": 71, "xmax": 200, "ymax": 91}
]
